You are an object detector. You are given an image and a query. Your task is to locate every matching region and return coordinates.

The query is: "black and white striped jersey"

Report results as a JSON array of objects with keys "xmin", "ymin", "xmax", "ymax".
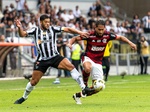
[
  {"xmin": 142, "ymin": 16, "xmax": 150, "ymax": 29},
  {"xmin": 26, "ymin": 26, "xmax": 62, "ymax": 61}
]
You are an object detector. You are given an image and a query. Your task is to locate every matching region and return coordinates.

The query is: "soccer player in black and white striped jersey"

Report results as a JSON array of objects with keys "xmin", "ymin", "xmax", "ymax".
[{"xmin": 14, "ymin": 14, "xmax": 94, "ymax": 104}]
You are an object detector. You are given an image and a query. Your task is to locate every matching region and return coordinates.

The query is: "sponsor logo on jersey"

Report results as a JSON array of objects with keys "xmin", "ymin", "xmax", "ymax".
[
  {"xmin": 90, "ymin": 36, "xmax": 96, "ymax": 38},
  {"xmin": 103, "ymin": 35, "xmax": 109, "ymax": 37},
  {"xmin": 42, "ymin": 32, "xmax": 46, "ymax": 35},
  {"xmin": 92, "ymin": 40, "xmax": 95, "ymax": 42},
  {"xmin": 92, "ymin": 40, "xmax": 101, "ymax": 42},
  {"xmin": 91, "ymin": 46, "xmax": 105, "ymax": 51},
  {"xmin": 102, "ymin": 39, "xmax": 107, "ymax": 43},
  {"xmin": 97, "ymin": 40, "xmax": 101, "ymax": 42}
]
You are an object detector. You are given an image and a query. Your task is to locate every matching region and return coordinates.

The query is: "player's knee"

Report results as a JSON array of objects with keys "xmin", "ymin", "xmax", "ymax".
[
  {"xmin": 84, "ymin": 67, "xmax": 91, "ymax": 73},
  {"xmin": 30, "ymin": 79, "xmax": 39, "ymax": 86},
  {"xmin": 66, "ymin": 63, "xmax": 75, "ymax": 71}
]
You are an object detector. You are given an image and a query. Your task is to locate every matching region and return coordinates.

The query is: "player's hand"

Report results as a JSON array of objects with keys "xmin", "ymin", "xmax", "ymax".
[
  {"xmin": 130, "ymin": 43, "xmax": 137, "ymax": 51},
  {"xmin": 15, "ymin": 19, "xmax": 22, "ymax": 28},
  {"xmin": 67, "ymin": 43, "xmax": 72, "ymax": 49},
  {"xmin": 79, "ymin": 32, "xmax": 89, "ymax": 38}
]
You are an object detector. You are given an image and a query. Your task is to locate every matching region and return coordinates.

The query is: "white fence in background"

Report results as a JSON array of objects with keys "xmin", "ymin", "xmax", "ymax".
[{"xmin": 109, "ymin": 53, "xmax": 150, "ymax": 75}]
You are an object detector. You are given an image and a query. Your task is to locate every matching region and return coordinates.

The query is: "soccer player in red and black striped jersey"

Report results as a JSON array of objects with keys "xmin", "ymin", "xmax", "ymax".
[
  {"xmin": 14, "ymin": 14, "xmax": 94, "ymax": 104},
  {"xmin": 68, "ymin": 20, "xmax": 137, "ymax": 104}
]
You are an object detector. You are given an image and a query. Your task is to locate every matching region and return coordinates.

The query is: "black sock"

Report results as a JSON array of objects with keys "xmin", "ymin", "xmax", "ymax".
[{"xmin": 76, "ymin": 92, "xmax": 81, "ymax": 97}]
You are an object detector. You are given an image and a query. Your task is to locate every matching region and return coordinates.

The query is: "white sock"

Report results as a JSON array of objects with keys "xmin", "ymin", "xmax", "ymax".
[
  {"xmin": 23, "ymin": 82, "xmax": 34, "ymax": 99},
  {"xmin": 70, "ymin": 68, "xmax": 85, "ymax": 90}
]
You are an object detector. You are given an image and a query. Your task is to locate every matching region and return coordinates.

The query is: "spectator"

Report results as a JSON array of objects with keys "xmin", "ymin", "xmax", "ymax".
[
  {"xmin": 3, "ymin": 6, "xmax": 9, "ymax": 15},
  {"xmin": 57, "ymin": 6, "xmax": 64, "ymax": 14},
  {"xmin": 28, "ymin": 17, "xmax": 36, "ymax": 29},
  {"xmin": 45, "ymin": 0, "xmax": 52, "ymax": 10},
  {"xmin": 139, "ymin": 36, "xmax": 149, "ymax": 74},
  {"xmin": 71, "ymin": 41, "xmax": 82, "ymax": 71},
  {"xmin": 87, "ymin": 3, "xmax": 97, "ymax": 17},
  {"xmin": 133, "ymin": 14, "xmax": 141, "ymax": 25},
  {"xmin": 0, "ymin": 23, "xmax": 5, "ymax": 35},
  {"xmin": 68, "ymin": 10, "xmax": 75, "ymax": 21},
  {"xmin": 8, "ymin": 11, "xmax": 15, "ymax": 21},
  {"xmin": 1, "ymin": 10, "xmax": 9, "ymax": 23},
  {"xmin": 18, "ymin": 11, "xmax": 24, "ymax": 21},
  {"xmin": 89, "ymin": 3, "xmax": 97, "ymax": 12},
  {"xmin": 104, "ymin": 1, "xmax": 113, "ymax": 17},
  {"xmin": 38, "ymin": 2, "xmax": 46, "ymax": 15},
  {"xmin": 135, "ymin": 22, "xmax": 144, "ymax": 38},
  {"xmin": 95, "ymin": 0, "xmax": 105, "ymax": 17},
  {"xmin": 114, "ymin": 22, "xmax": 121, "ymax": 35},
  {"xmin": 21, "ymin": 20, "xmax": 29, "ymax": 30},
  {"xmin": 53, "ymin": 5, "xmax": 58, "ymax": 14},
  {"xmin": 0, "ymin": 35, "xmax": 7, "ymax": 77},
  {"xmin": 102, "ymin": 41, "xmax": 112, "ymax": 81},
  {"xmin": 61, "ymin": 9, "xmax": 69, "ymax": 22},
  {"xmin": 105, "ymin": 19, "xmax": 112, "ymax": 31},
  {"xmin": 78, "ymin": 16, "xmax": 87, "ymax": 27},
  {"xmin": 67, "ymin": 20, "xmax": 76, "ymax": 29},
  {"xmin": 129, "ymin": 21, "xmax": 137, "ymax": 41},
  {"xmin": 37, "ymin": 0, "xmax": 44, "ymax": 8},
  {"xmin": 9, "ymin": 38, "xmax": 17, "ymax": 71},
  {"xmin": 9, "ymin": 3, "xmax": 16, "ymax": 12},
  {"xmin": 11, "ymin": 10, "xmax": 17, "ymax": 18},
  {"xmin": 120, "ymin": 22, "xmax": 128, "ymax": 36},
  {"xmin": 5, "ymin": 18, "xmax": 16, "ymax": 38},
  {"xmin": 16, "ymin": 0, "xmax": 29, "ymax": 13},
  {"xmin": 88, "ymin": 16, "xmax": 96, "ymax": 28},
  {"xmin": 124, "ymin": 20, "xmax": 131, "ymax": 31},
  {"xmin": 142, "ymin": 11, "xmax": 150, "ymax": 34},
  {"xmin": 73, "ymin": 5, "xmax": 81, "ymax": 22}
]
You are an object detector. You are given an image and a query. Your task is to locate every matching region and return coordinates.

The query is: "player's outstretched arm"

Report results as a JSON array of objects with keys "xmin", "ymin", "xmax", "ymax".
[
  {"xmin": 62, "ymin": 27, "xmax": 89, "ymax": 38},
  {"xmin": 15, "ymin": 19, "xmax": 27, "ymax": 37},
  {"xmin": 116, "ymin": 35, "xmax": 137, "ymax": 51},
  {"xmin": 67, "ymin": 36, "xmax": 81, "ymax": 49}
]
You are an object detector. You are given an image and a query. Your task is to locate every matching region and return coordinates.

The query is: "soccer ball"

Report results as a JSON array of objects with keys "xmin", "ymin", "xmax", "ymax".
[{"xmin": 93, "ymin": 79, "xmax": 105, "ymax": 91}]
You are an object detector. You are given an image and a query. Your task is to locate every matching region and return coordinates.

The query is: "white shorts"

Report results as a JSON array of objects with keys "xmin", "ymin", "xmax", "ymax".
[{"xmin": 82, "ymin": 56, "xmax": 104, "ymax": 80}]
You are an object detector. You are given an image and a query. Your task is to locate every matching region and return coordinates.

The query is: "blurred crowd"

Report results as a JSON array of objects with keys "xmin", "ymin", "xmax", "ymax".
[
  {"xmin": 1, "ymin": 0, "xmax": 150, "ymax": 42},
  {"xmin": 0, "ymin": 0, "xmax": 150, "ymax": 77}
]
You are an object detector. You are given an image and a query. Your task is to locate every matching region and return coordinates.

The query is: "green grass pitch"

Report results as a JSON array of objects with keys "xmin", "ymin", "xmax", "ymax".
[{"xmin": 0, "ymin": 75, "xmax": 150, "ymax": 112}]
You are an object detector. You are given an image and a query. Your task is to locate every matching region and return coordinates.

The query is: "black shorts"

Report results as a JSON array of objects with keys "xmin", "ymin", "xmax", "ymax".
[{"xmin": 33, "ymin": 55, "xmax": 65, "ymax": 73}]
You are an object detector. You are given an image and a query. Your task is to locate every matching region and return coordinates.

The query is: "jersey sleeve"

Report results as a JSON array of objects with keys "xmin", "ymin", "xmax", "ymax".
[
  {"xmin": 52, "ymin": 26, "xmax": 62, "ymax": 33},
  {"xmin": 109, "ymin": 32, "xmax": 117, "ymax": 40},
  {"xmin": 26, "ymin": 27, "xmax": 36, "ymax": 37}
]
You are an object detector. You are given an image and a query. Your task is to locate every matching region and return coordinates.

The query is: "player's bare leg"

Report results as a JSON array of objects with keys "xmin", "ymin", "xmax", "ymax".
[
  {"xmin": 14, "ymin": 71, "xmax": 44, "ymax": 104},
  {"xmin": 73, "ymin": 61, "xmax": 105, "ymax": 104},
  {"xmin": 73, "ymin": 61, "xmax": 95, "ymax": 104},
  {"xmin": 58, "ymin": 58, "xmax": 94, "ymax": 98}
]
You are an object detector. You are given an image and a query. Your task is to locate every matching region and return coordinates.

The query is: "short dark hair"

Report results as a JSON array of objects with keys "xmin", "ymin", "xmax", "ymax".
[
  {"xmin": 40, "ymin": 14, "xmax": 50, "ymax": 21},
  {"xmin": 95, "ymin": 20, "xmax": 105, "ymax": 27}
]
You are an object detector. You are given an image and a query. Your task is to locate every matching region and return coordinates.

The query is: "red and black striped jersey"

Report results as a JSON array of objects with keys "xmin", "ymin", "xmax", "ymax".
[{"xmin": 82, "ymin": 30, "xmax": 117, "ymax": 64}]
